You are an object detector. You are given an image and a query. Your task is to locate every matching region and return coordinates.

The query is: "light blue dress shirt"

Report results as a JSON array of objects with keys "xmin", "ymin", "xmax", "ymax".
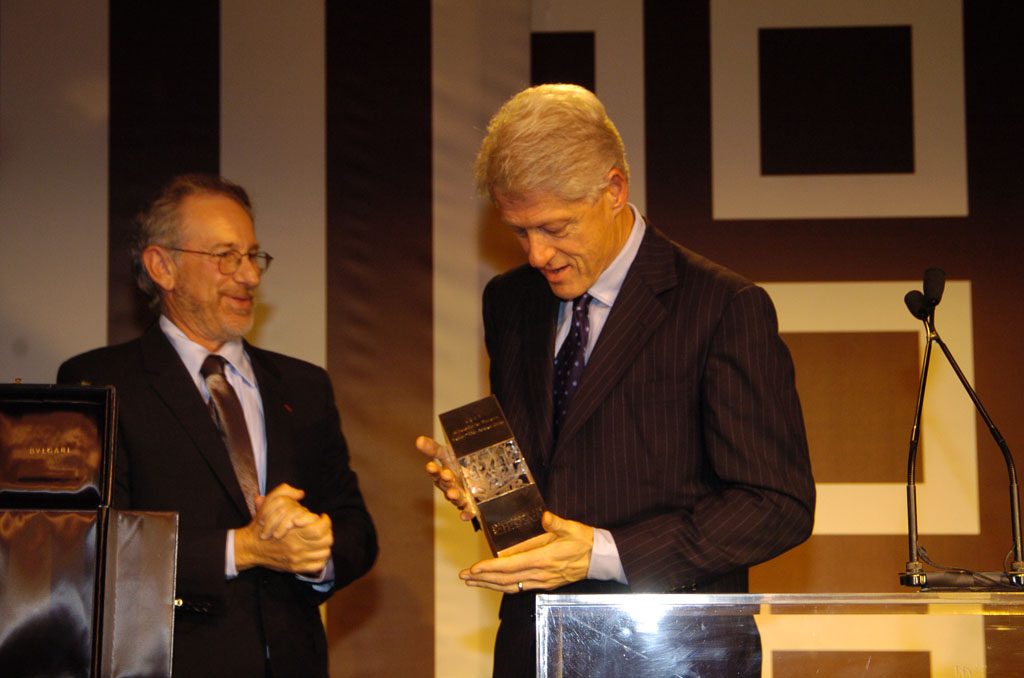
[
  {"xmin": 553, "ymin": 205, "xmax": 646, "ymax": 585},
  {"xmin": 160, "ymin": 316, "xmax": 331, "ymax": 586}
]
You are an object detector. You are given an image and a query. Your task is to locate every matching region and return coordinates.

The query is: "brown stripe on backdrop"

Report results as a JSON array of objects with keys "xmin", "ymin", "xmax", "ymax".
[
  {"xmin": 325, "ymin": 4, "xmax": 435, "ymax": 677},
  {"xmin": 108, "ymin": 1, "xmax": 221, "ymax": 343}
]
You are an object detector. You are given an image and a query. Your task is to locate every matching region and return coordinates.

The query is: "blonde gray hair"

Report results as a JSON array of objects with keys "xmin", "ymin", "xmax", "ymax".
[{"xmin": 474, "ymin": 84, "xmax": 629, "ymax": 203}]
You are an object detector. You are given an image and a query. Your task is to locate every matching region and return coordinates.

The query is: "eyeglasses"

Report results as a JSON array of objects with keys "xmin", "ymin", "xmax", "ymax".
[{"xmin": 164, "ymin": 247, "xmax": 274, "ymax": 275}]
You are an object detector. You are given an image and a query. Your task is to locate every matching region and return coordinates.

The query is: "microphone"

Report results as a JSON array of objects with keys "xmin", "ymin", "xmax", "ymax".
[
  {"xmin": 903, "ymin": 290, "xmax": 929, "ymax": 320},
  {"xmin": 923, "ymin": 267, "xmax": 945, "ymax": 308},
  {"xmin": 903, "ymin": 268, "xmax": 946, "ymax": 321},
  {"xmin": 899, "ymin": 267, "xmax": 1024, "ymax": 591}
]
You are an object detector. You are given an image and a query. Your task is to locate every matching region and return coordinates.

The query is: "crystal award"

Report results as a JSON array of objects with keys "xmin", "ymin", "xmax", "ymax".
[{"xmin": 438, "ymin": 395, "xmax": 546, "ymax": 556}]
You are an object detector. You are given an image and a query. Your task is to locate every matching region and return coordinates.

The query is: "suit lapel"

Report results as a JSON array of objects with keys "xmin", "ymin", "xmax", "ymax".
[
  {"xmin": 140, "ymin": 324, "xmax": 252, "ymax": 518},
  {"xmin": 247, "ymin": 346, "xmax": 293, "ymax": 491},
  {"xmin": 554, "ymin": 227, "xmax": 678, "ymax": 452},
  {"xmin": 522, "ymin": 283, "xmax": 559, "ymax": 461},
  {"xmin": 497, "ymin": 271, "xmax": 560, "ymax": 465}
]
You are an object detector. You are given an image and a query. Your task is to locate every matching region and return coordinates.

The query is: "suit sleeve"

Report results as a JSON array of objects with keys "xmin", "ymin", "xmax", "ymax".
[
  {"xmin": 611, "ymin": 284, "xmax": 816, "ymax": 591},
  {"xmin": 304, "ymin": 369, "xmax": 377, "ymax": 595},
  {"xmin": 482, "ymin": 278, "xmax": 504, "ymax": 394}
]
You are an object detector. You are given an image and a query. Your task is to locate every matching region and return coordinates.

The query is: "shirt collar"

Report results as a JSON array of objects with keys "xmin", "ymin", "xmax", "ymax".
[
  {"xmin": 159, "ymin": 315, "xmax": 256, "ymax": 388},
  {"xmin": 587, "ymin": 203, "xmax": 646, "ymax": 308}
]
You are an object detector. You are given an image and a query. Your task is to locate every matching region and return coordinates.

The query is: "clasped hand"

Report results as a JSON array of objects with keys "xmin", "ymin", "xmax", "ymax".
[
  {"xmin": 416, "ymin": 435, "xmax": 593, "ymax": 593},
  {"xmin": 235, "ymin": 483, "xmax": 333, "ymax": 575}
]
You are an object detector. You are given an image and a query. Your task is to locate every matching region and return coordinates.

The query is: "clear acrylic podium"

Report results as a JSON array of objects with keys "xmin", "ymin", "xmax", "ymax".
[{"xmin": 537, "ymin": 592, "xmax": 1024, "ymax": 677}]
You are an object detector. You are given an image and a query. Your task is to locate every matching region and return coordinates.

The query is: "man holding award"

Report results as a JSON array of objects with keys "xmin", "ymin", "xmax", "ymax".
[{"xmin": 418, "ymin": 84, "xmax": 815, "ymax": 677}]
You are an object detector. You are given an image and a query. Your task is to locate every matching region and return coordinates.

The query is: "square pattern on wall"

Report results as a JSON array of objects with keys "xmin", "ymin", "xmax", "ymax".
[
  {"xmin": 762, "ymin": 281, "xmax": 978, "ymax": 536},
  {"xmin": 783, "ymin": 331, "xmax": 920, "ymax": 483},
  {"xmin": 759, "ymin": 26, "xmax": 914, "ymax": 176},
  {"xmin": 758, "ymin": 613, "xmax": 984, "ymax": 677},
  {"xmin": 711, "ymin": 0, "xmax": 967, "ymax": 219},
  {"xmin": 531, "ymin": 31, "xmax": 595, "ymax": 91}
]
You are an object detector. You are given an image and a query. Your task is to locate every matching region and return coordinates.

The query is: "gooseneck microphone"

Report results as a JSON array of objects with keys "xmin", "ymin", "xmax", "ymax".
[
  {"xmin": 923, "ymin": 267, "xmax": 945, "ymax": 309},
  {"xmin": 903, "ymin": 290, "xmax": 929, "ymax": 321},
  {"xmin": 900, "ymin": 268, "xmax": 1024, "ymax": 590},
  {"xmin": 903, "ymin": 267, "xmax": 947, "ymax": 321}
]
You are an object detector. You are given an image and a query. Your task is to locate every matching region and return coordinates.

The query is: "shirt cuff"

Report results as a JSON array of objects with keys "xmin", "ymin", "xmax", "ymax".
[
  {"xmin": 298, "ymin": 557, "xmax": 335, "ymax": 593},
  {"xmin": 225, "ymin": 529, "xmax": 239, "ymax": 578},
  {"xmin": 587, "ymin": 527, "xmax": 628, "ymax": 584}
]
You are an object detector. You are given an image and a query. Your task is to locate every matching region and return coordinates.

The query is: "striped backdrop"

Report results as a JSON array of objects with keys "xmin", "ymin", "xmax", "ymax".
[{"xmin": 2, "ymin": 1, "xmax": 1023, "ymax": 676}]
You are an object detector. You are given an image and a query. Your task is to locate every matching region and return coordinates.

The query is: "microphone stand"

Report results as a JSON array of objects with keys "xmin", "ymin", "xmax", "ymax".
[
  {"xmin": 900, "ymin": 314, "xmax": 934, "ymax": 585},
  {"xmin": 900, "ymin": 310, "xmax": 1024, "ymax": 589}
]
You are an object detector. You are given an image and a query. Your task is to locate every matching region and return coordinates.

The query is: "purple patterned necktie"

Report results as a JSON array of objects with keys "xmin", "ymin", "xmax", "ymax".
[
  {"xmin": 553, "ymin": 293, "xmax": 592, "ymax": 440},
  {"xmin": 201, "ymin": 354, "xmax": 258, "ymax": 516}
]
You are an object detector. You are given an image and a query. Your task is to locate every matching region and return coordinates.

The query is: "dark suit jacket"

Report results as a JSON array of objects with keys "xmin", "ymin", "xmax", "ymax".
[
  {"xmin": 58, "ymin": 324, "xmax": 377, "ymax": 677},
  {"xmin": 484, "ymin": 226, "xmax": 815, "ymax": 672}
]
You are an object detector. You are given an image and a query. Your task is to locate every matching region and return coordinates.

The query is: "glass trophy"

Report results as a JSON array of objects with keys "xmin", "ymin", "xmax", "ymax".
[{"xmin": 438, "ymin": 395, "xmax": 546, "ymax": 556}]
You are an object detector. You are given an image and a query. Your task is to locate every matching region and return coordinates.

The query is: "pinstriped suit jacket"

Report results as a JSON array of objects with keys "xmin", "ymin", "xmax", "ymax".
[{"xmin": 484, "ymin": 226, "xmax": 815, "ymax": 603}]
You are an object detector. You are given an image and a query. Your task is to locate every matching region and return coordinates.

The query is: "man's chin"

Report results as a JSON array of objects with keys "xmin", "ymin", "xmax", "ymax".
[
  {"xmin": 546, "ymin": 280, "xmax": 585, "ymax": 301},
  {"xmin": 225, "ymin": 315, "xmax": 255, "ymax": 339}
]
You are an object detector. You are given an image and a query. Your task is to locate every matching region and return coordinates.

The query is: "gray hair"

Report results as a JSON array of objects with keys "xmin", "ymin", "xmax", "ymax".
[
  {"xmin": 474, "ymin": 84, "xmax": 629, "ymax": 203},
  {"xmin": 132, "ymin": 174, "xmax": 253, "ymax": 309}
]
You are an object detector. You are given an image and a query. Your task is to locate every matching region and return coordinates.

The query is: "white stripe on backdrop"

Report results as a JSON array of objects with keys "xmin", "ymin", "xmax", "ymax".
[
  {"xmin": 221, "ymin": 0, "xmax": 327, "ymax": 367},
  {"xmin": 431, "ymin": 2, "xmax": 530, "ymax": 675},
  {"xmin": 0, "ymin": 0, "xmax": 109, "ymax": 383}
]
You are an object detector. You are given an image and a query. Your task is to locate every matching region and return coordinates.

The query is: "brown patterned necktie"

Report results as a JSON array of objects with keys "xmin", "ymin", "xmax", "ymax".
[{"xmin": 201, "ymin": 354, "xmax": 258, "ymax": 516}]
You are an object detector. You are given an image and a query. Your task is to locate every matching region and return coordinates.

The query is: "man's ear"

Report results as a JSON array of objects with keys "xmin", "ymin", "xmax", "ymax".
[
  {"xmin": 605, "ymin": 168, "xmax": 629, "ymax": 213},
  {"xmin": 142, "ymin": 246, "xmax": 176, "ymax": 292}
]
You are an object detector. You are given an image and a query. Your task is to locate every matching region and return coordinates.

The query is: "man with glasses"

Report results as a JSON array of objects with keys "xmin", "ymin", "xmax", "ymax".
[{"xmin": 58, "ymin": 174, "xmax": 377, "ymax": 677}]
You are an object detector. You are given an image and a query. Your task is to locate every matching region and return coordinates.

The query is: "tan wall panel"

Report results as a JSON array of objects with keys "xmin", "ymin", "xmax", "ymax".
[{"xmin": 784, "ymin": 332, "xmax": 920, "ymax": 483}]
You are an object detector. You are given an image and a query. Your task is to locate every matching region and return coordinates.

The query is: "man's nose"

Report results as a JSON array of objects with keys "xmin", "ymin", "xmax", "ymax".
[
  {"xmin": 524, "ymin": 231, "xmax": 554, "ymax": 268},
  {"xmin": 235, "ymin": 254, "xmax": 261, "ymax": 286}
]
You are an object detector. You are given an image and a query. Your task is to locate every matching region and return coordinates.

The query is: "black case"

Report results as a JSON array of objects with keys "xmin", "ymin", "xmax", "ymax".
[{"xmin": 0, "ymin": 383, "xmax": 177, "ymax": 677}]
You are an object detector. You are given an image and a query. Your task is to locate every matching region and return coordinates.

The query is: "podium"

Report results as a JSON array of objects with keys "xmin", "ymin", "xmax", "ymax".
[
  {"xmin": 537, "ymin": 592, "xmax": 1024, "ymax": 676},
  {"xmin": 0, "ymin": 384, "xmax": 178, "ymax": 677}
]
